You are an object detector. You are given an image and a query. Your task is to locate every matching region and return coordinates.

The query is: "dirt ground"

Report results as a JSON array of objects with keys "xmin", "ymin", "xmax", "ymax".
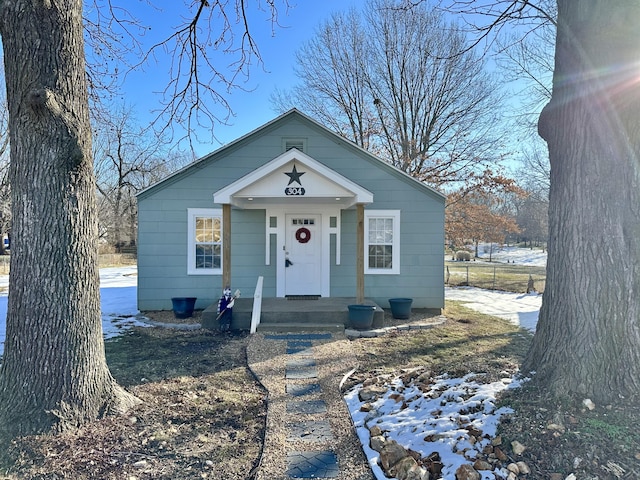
[
  {"xmin": 142, "ymin": 308, "xmax": 205, "ymax": 325},
  {"xmin": 1, "ymin": 321, "xmax": 266, "ymax": 480},
  {"xmin": 0, "ymin": 308, "xmax": 638, "ymax": 479},
  {"xmin": 496, "ymin": 384, "xmax": 640, "ymax": 479}
]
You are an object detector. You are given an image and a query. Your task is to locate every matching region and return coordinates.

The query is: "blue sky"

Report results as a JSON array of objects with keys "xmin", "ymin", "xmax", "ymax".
[
  {"xmin": 113, "ymin": 1, "xmax": 545, "ymax": 165},
  {"xmin": 118, "ymin": 1, "xmax": 363, "ymax": 157}
]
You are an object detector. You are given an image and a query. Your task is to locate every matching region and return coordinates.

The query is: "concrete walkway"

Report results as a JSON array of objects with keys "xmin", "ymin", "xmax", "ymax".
[{"xmin": 247, "ymin": 332, "xmax": 374, "ymax": 480}]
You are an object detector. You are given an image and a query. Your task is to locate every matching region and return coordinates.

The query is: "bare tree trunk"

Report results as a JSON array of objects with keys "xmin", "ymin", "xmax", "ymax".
[
  {"xmin": 525, "ymin": 0, "xmax": 640, "ymax": 403},
  {"xmin": 0, "ymin": 0, "xmax": 138, "ymax": 440},
  {"xmin": 114, "ymin": 187, "xmax": 123, "ymax": 252},
  {"xmin": 128, "ymin": 195, "xmax": 138, "ymax": 247}
]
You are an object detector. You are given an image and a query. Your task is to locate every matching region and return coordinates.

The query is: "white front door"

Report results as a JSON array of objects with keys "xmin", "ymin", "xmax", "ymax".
[{"xmin": 284, "ymin": 214, "xmax": 322, "ymax": 296}]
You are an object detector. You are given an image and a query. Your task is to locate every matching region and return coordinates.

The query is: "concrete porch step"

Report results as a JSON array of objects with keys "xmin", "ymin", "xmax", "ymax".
[
  {"xmin": 256, "ymin": 322, "xmax": 345, "ymax": 333},
  {"xmin": 258, "ymin": 310, "xmax": 347, "ymax": 325},
  {"xmin": 202, "ymin": 297, "xmax": 384, "ymax": 331}
]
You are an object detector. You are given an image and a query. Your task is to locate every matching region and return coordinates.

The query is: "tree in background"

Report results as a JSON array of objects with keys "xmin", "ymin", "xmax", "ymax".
[
  {"xmin": 494, "ymin": 0, "xmax": 556, "ymax": 139},
  {"xmin": 446, "ymin": 189, "xmax": 521, "ymax": 255},
  {"xmin": 93, "ymin": 105, "xmax": 192, "ymax": 252},
  {"xmin": 512, "ymin": 194, "xmax": 548, "ymax": 247},
  {"xmin": 494, "ymin": 0, "xmax": 553, "ymax": 249},
  {"xmin": 273, "ymin": 0, "xmax": 512, "ymax": 194},
  {"xmin": 273, "ymin": 9, "xmax": 376, "ymax": 150},
  {"xmin": 511, "ymin": 145, "xmax": 549, "ymax": 247}
]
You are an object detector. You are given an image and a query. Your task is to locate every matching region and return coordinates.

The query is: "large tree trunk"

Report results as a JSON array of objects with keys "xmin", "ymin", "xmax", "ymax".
[
  {"xmin": 0, "ymin": 0, "xmax": 138, "ymax": 439},
  {"xmin": 526, "ymin": 0, "xmax": 640, "ymax": 403}
]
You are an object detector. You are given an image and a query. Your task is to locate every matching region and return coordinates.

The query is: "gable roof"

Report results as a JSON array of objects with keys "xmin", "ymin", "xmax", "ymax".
[
  {"xmin": 213, "ymin": 147, "xmax": 373, "ymax": 208},
  {"xmin": 137, "ymin": 108, "xmax": 446, "ymax": 203}
]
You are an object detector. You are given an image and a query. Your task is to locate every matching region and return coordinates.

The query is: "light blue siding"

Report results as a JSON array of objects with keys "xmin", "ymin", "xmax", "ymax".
[{"xmin": 137, "ymin": 110, "xmax": 445, "ymax": 311}]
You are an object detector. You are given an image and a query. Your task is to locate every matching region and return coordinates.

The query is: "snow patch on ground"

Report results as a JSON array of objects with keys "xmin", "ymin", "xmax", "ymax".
[
  {"xmin": 446, "ymin": 244, "xmax": 545, "ymax": 332},
  {"xmin": 472, "ymin": 245, "xmax": 547, "ymax": 267},
  {"xmin": 446, "ymin": 287, "xmax": 541, "ymax": 332},
  {"xmin": 345, "ymin": 373, "xmax": 525, "ymax": 479}
]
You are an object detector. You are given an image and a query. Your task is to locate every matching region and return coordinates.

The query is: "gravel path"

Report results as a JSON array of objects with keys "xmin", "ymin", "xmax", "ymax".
[{"xmin": 247, "ymin": 331, "xmax": 374, "ymax": 480}]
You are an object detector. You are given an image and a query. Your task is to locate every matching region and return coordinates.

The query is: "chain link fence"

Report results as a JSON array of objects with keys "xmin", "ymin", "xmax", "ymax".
[{"xmin": 445, "ymin": 261, "xmax": 546, "ymax": 293}]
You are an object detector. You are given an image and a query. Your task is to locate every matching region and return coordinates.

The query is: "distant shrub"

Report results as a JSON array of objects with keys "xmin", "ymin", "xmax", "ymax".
[
  {"xmin": 456, "ymin": 250, "xmax": 472, "ymax": 261},
  {"xmin": 99, "ymin": 243, "xmax": 117, "ymax": 254}
]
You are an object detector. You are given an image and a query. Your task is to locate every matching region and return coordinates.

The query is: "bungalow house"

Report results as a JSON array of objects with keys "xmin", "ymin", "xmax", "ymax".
[{"xmin": 136, "ymin": 109, "xmax": 445, "ymax": 328}]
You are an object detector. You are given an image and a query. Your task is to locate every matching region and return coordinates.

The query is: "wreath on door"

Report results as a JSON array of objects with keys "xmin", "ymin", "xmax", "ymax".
[{"xmin": 295, "ymin": 227, "xmax": 311, "ymax": 244}]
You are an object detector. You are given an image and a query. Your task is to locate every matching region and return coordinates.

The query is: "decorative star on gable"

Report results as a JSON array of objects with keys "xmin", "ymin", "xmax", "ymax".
[{"xmin": 284, "ymin": 164, "xmax": 305, "ymax": 185}]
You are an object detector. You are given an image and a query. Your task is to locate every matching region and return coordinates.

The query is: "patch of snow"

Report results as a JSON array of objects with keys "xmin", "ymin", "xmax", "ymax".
[
  {"xmin": 446, "ymin": 287, "xmax": 541, "ymax": 332},
  {"xmin": 469, "ymin": 244, "xmax": 547, "ymax": 267},
  {"xmin": 346, "ymin": 373, "xmax": 525, "ymax": 480},
  {"xmin": 446, "ymin": 245, "xmax": 544, "ymax": 332}
]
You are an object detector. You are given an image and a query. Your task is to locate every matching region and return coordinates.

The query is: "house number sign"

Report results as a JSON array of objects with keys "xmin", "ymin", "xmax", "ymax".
[
  {"xmin": 285, "ymin": 186, "xmax": 305, "ymax": 196},
  {"xmin": 284, "ymin": 165, "xmax": 306, "ymax": 196}
]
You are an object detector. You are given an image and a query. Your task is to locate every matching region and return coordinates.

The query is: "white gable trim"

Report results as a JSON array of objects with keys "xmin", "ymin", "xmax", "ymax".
[{"xmin": 213, "ymin": 148, "xmax": 373, "ymax": 208}]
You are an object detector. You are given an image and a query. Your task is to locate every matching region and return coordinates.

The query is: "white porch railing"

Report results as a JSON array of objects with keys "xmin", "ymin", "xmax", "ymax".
[{"xmin": 250, "ymin": 276, "xmax": 264, "ymax": 334}]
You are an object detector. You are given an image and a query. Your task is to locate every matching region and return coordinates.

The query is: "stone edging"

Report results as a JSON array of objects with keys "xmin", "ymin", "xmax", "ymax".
[
  {"xmin": 136, "ymin": 315, "xmax": 203, "ymax": 330},
  {"xmin": 136, "ymin": 316, "xmax": 447, "ymax": 335},
  {"xmin": 345, "ymin": 317, "xmax": 446, "ymax": 339}
]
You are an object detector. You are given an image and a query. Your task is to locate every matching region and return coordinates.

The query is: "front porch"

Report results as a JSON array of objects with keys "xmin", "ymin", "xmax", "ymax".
[{"xmin": 201, "ymin": 297, "xmax": 384, "ymax": 332}]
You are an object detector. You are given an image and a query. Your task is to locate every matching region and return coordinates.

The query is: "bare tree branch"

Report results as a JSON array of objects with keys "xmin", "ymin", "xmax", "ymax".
[
  {"xmin": 121, "ymin": 0, "xmax": 290, "ymax": 148},
  {"xmin": 83, "ymin": 1, "xmax": 291, "ymax": 148},
  {"xmin": 428, "ymin": 0, "xmax": 555, "ymax": 58},
  {"xmin": 277, "ymin": 0, "xmax": 510, "ymax": 194}
]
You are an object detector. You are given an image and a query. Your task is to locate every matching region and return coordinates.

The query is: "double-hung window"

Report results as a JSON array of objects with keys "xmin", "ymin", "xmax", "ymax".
[
  {"xmin": 188, "ymin": 208, "xmax": 222, "ymax": 275},
  {"xmin": 364, "ymin": 210, "xmax": 400, "ymax": 275}
]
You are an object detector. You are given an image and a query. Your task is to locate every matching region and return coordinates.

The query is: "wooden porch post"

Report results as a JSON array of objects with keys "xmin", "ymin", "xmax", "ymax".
[
  {"xmin": 356, "ymin": 203, "xmax": 365, "ymax": 303},
  {"xmin": 222, "ymin": 203, "xmax": 231, "ymax": 289}
]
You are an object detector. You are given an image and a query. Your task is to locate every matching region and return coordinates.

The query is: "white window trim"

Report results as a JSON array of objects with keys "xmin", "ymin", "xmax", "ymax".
[
  {"xmin": 364, "ymin": 209, "xmax": 400, "ymax": 275},
  {"xmin": 187, "ymin": 208, "xmax": 223, "ymax": 275}
]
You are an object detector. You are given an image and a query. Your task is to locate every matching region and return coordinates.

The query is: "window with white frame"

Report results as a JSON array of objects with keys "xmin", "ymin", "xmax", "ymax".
[
  {"xmin": 364, "ymin": 210, "xmax": 400, "ymax": 274},
  {"xmin": 188, "ymin": 208, "xmax": 222, "ymax": 275}
]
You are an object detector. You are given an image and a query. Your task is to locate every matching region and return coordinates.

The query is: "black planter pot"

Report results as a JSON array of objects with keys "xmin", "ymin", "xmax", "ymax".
[
  {"xmin": 347, "ymin": 304, "xmax": 376, "ymax": 330},
  {"xmin": 171, "ymin": 297, "xmax": 197, "ymax": 319},
  {"xmin": 389, "ymin": 298, "xmax": 413, "ymax": 319}
]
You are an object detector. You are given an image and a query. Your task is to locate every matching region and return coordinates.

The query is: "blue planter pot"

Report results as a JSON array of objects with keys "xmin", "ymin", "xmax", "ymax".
[
  {"xmin": 389, "ymin": 298, "xmax": 413, "ymax": 319},
  {"xmin": 348, "ymin": 304, "xmax": 376, "ymax": 330},
  {"xmin": 171, "ymin": 297, "xmax": 197, "ymax": 319}
]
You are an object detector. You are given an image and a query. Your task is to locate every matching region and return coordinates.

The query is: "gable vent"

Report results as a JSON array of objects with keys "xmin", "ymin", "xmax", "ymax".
[{"xmin": 284, "ymin": 138, "xmax": 306, "ymax": 152}]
